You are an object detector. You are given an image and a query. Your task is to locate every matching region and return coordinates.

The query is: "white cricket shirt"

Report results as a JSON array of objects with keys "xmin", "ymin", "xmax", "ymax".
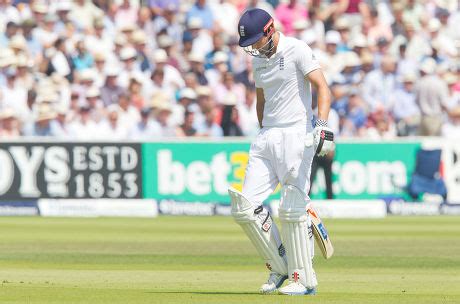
[{"xmin": 252, "ymin": 32, "xmax": 320, "ymax": 130}]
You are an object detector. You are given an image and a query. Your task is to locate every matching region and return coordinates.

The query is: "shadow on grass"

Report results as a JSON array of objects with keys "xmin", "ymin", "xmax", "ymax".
[{"xmin": 146, "ymin": 291, "xmax": 257, "ymax": 295}]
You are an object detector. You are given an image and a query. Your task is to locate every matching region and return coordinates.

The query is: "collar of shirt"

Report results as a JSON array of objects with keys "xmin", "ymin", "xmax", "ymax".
[
  {"xmin": 275, "ymin": 32, "xmax": 286, "ymax": 54},
  {"xmin": 263, "ymin": 32, "xmax": 286, "ymax": 62},
  {"xmin": 270, "ymin": 32, "xmax": 286, "ymax": 59}
]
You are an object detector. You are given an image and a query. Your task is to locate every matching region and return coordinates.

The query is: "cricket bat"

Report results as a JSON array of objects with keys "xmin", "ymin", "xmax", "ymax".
[{"xmin": 307, "ymin": 205, "xmax": 334, "ymax": 259}]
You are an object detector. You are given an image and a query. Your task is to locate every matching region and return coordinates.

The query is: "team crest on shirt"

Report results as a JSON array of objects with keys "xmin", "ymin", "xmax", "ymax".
[
  {"xmin": 279, "ymin": 56, "xmax": 285, "ymax": 70},
  {"xmin": 239, "ymin": 25, "xmax": 245, "ymax": 37}
]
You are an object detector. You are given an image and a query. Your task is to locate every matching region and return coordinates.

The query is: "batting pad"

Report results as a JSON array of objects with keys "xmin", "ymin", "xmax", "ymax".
[
  {"xmin": 229, "ymin": 187, "xmax": 287, "ymax": 275},
  {"xmin": 279, "ymin": 185, "xmax": 317, "ymax": 288}
]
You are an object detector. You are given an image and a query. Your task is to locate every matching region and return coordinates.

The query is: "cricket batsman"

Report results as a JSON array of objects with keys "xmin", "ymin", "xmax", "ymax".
[{"xmin": 229, "ymin": 8, "xmax": 334, "ymax": 295}]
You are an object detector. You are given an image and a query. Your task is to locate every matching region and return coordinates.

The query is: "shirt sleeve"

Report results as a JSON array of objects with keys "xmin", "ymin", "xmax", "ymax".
[
  {"xmin": 439, "ymin": 79, "xmax": 450, "ymax": 109},
  {"xmin": 296, "ymin": 41, "xmax": 321, "ymax": 76}
]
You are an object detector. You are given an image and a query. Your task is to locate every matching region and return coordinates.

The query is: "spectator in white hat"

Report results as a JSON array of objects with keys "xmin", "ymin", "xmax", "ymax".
[
  {"xmin": 0, "ymin": 21, "xmax": 18, "ymax": 48},
  {"xmin": 118, "ymin": 46, "xmax": 145, "ymax": 88},
  {"xmin": 152, "ymin": 49, "xmax": 184, "ymax": 92},
  {"xmin": 1, "ymin": 67, "xmax": 28, "ymax": 121},
  {"xmin": 73, "ymin": 69, "xmax": 96, "ymax": 101},
  {"xmin": 156, "ymin": 34, "xmax": 178, "ymax": 68},
  {"xmin": 416, "ymin": 58, "xmax": 450, "ymax": 136},
  {"xmin": 362, "ymin": 55, "xmax": 398, "ymax": 111},
  {"xmin": 30, "ymin": 3, "xmax": 48, "ymax": 25},
  {"xmin": 137, "ymin": 7, "xmax": 156, "ymax": 45},
  {"xmin": 70, "ymin": 0, "xmax": 104, "ymax": 31},
  {"xmin": 187, "ymin": 17, "xmax": 213, "ymax": 55},
  {"xmin": 204, "ymin": 33, "xmax": 226, "ymax": 70},
  {"xmin": 117, "ymin": 92, "xmax": 140, "ymax": 131},
  {"xmin": 85, "ymin": 86, "xmax": 105, "ymax": 123},
  {"xmin": 99, "ymin": 104, "xmax": 129, "ymax": 139},
  {"xmin": 9, "ymin": 34, "xmax": 27, "ymax": 56},
  {"xmin": 21, "ymin": 19, "xmax": 42, "ymax": 60},
  {"xmin": 390, "ymin": 3, "xmax": 406, "ymax": 38},
  {"xmin": 92, "ymin": 53, "xmax": 107, "ymax": 87},
  {"xmin": 292, "ymin": 19, "xmax": 310, "ymax": 41},
  {"xmin": 15, "ymin": 54, "xmax": 34, "ymax": 90},
  {"xmin": 339, "ymin": 51, "xmax": 363, "ymax": 85},
  {"xmin": 220, "ymin": 93, "xmax": 243, "ymax": 137},
  {"xmin": 442, "ymin": 106, "xmax": 460, "ymax": 138},
  {"xmin": 396, "ymin": 41, "xmax": 417, "ymax": 77},
  {"xmin": 350, "ymin": 33, "xmax": 368, "ymax": 58},
  {"xmin": 210, "ymin": 0, "xmax": 239, "ymax": 36},
  {"xmin": 51, "ymin": 103, "xmax": 72, "ymax": 138},
  {"xmin": 100, "ymin": 66, "xmax": 124, "ymax": 107},
  {"xmin": 205, "ymin": 51, "xmax": 229, "ymax": 87},
  {"xmin": 192, "ymin": 85, "xmax": 213, "ymax": 129},
  {"xmin": 154, "ymin": 102, "xmax": 178, "ymax": 137},
  {"xmin": 68, "ymin": 104, "xmax": 101, "ymax": 140},
  {"xmin": 132, "ymin": 30, "xmax": 152, "ymax": 72},
  {"xmin": 444, "ymin": 73, "xmax": 460, "ymax": 110},
  {"xmin": 170, "ymin": 87, "xmax": 197, "ymax": 127},
  {"xmin": 305, "ymin": 7, "xmax": 325, "ymax": 45},
  {"xmin": 146, "ymin": 68, "xmax": 172, "ymax": 102},
  {"xmin": 188, "ymin": 52, "xmax": 208, "ymax": 86},
  {"xmin": 24, "ymin": 104, "xmax": 58, "ymax": 137},
  {"xmin": 85, "ymin": 19, "xmax": 114, "ymax": 57},
  {"xmin": 102, "ymin": 3, "xmax": 118, "ymax": 38},
  {"xmin": 427, "ymin": 19, "xmax": 457, "ymax": 59},
  {"xmin": 0, "ymin": 108, "xmax": 21, "ymax": 138},
  {"xmin": 391, "ymin": 73, "xmax": 420, "ymax": 136},
  {"xmin": 177, "ymin": 31, "xmax": 194, "ymax": 73},
  {"xmin": 0, "ymin": 1, "xmax": 20, "ymax": 33},
  {"xmin": 334, "ymin": 17, "xmax": 352, "ymax": 52},
  {"xmin": 129, "ymin": 107, "xmax": 162, "ymax": 140},
  {"xmin": 34, "ymin": 14, "xmax": 59, "ymax": 48},
  {"xmin": 404, "ymin": 21, "xmax": 431, "ymax": 62},
  {"xmin": 53, "ymin": 1, "xmax": 73, "ymax": 35},
  {"xmin": 320, "ymin": 30, "xmax": 343, "ymax": 80}
]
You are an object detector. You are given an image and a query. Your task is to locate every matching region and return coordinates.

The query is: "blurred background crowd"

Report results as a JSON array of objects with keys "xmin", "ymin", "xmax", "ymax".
[{"xmin": 0, "ymin": 0, "xmax": 459, "ymax": 140}]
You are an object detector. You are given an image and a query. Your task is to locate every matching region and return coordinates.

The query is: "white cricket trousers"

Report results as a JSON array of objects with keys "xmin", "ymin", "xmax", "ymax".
[{"xmin": 242, "ymin": 125, "xmax": 315, "ymax": 206}]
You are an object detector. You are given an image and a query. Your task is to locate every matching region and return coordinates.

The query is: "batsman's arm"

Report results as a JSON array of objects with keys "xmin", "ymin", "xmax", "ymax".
[
  {"xmin": 306, "ymin": 69, "xmax": 335, "ymax": 156},
  {"xmin": 256, "ymin": 87, "xmax": 265, "ymax": 128},
  {"xmin": 306, "ymin": 69, "xmax": 331, "ymax": 121}
]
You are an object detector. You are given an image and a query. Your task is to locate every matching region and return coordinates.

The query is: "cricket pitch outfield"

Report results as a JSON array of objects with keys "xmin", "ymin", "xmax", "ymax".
[{"xmin": 1, "ymin": 216, "xmax": 459, "ymax": 304}]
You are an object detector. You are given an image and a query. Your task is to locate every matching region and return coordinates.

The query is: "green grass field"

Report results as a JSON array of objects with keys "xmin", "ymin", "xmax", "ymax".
[{"xmin": 1, "ymin": 216, "xmax": 459, "ymax": 304}]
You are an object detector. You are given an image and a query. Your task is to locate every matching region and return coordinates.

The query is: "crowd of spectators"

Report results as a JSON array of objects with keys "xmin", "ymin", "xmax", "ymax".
[{"xmin": 0, "ymin": 0, "xmax": 459, "ymax": 140}]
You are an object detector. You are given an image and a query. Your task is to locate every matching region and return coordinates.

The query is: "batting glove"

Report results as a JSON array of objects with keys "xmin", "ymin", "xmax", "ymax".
[{"xmin": 313, "ymin": 119, "xmax": 335, "ymax": 157}]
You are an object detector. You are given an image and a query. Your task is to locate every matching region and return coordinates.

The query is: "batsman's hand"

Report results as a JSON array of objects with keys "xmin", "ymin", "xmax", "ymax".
[{"xmin": 313, "ymin": 126, "xmax": 335, "ymax": 157}]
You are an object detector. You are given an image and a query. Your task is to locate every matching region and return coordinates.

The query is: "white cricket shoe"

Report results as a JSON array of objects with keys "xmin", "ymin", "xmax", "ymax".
[
  {"xmin": 259, "ymin": 272, "xmax": 288, "ymax": 294},
  {"xmin": 278, "ymin": 282, "xmax": 316, "ymax": 296}
]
